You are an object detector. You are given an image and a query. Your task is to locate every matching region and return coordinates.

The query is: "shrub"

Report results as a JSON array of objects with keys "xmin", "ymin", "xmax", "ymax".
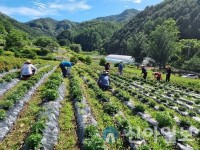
[
  {"xmin": 103, "ymin": 103, "xmax": 119, "ymax": 116},
  {"xmin": 42, "ymin": 89, "xmax": 59, "ymax": 101},
  {"xmin": 188, "ymin": 112, "xmax": 196, "ymax": 117},
  {"xmin": 148, "ymin": 101, "xmax": 156, "ymax": 108},
  {"xmin": 178, "ymin": 107, "xmax": 186, "ymax": 112},
  {"xmin": 85, "ymin": 56, "xmax": 92, "ymax": 64},
  {"xmin": 179, "ymin": 120, "xmax": 191, "ymax": 128},
  {"xmin": 70, "ymin": 56, "xmax": 78, "ymax": 64},
  {"xmin": 134, "ymin": 105, "xmax": 145, "ymax": 113},
  {"xmin": 1, "ymin": 100, "xmax": 14, "ymax": 109},
  {"xmin": 138, "ymin": 145, "xmax": 151, "ymax": 150},
  {"xmin": 156, "ymin": 112, "xmax": 174, "ymax": 128},
  {"xmin": 25, "ymin": 133, "xmax": 42, "ymax": 149},
  {"xmin": 99, "ymin": 58, "xmax": 106, "ymax": 66},
  {"xmin": 69, "ymin": 44, "xmax": 82, "ymax": 53},
  {"xmin": 159, "ymin": 106, "xmax": 165, "ymax": 111},
  {"xmin": 30, "ymin": 120, "xmax": 46, "ymax": 134},
  {"xmin": 0, "ymin": 109, "xmax": 6, "ymax": 120},
  {"xmin": 118, "ymin": 119, "xmax": 129, "ymax": 130},
  {"xmin": 45, "ymin": 80, "xmax": 61, "ymax": 89},
  {"xmin": 84, "ymin": 135, "xmax": 105, "ymax": 150},
  {"xmin": 85, "ymin": 125, "xmax": 98, "ymax": 138}
]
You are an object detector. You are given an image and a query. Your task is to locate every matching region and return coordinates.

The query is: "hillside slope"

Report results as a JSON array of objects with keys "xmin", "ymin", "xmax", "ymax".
[
  {"xmin": 0, "ymin": 12, "xmax": 44, "ymax": 38},
  {"xmin": 25, "ymin": 18, "xmax": 78, "ymax": 37},
  {"xmin": 107, "ymin": 0, "xmax": 200, "ymax": 54},
  {"xmin": 93, "ymin": 9, "xmax": 140, "ymax": 23}
]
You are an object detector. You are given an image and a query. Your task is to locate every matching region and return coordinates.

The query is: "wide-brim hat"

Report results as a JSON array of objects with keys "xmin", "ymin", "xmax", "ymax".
[
  {"xmin": 26, "ymin": 60, "xmax": 31, "ymax": 64},
  {"xmin": 103, "ymin": 70, "xmax": 109, "ymax": 74}
]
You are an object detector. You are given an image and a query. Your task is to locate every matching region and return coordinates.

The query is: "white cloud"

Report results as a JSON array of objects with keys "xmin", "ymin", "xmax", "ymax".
[
  {"xmin": 49, "ymin": 1, "xmax": 91, "ymax": 12},
  {"xmin": 0, "ymin": 6, "xmax": 49, "ymax": 17},
  {"xmin": 0, "ymin": 0, "xmax": 91, "ymax": 19}
]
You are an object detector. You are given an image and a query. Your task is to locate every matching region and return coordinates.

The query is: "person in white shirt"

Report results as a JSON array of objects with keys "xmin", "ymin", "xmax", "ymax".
[{"xmin": 21, "ymin": 60, "xmax": 37, "ymax": 79}]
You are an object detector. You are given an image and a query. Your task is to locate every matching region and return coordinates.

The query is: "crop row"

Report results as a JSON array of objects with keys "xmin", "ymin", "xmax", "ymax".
[
  {"xmin": 70, "ymin": 68, "xmax": 106, "ymax": 149},
  {"xmin": 24, "ymin": 71, "xmax": 64, "ymax": 149},
  {"xmin": 80, "ymin": 65, "xmax": 200, "ymax": 149}
]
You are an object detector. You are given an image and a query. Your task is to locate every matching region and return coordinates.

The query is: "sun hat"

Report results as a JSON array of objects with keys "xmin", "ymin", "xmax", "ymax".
[{"xmin": 26, "ymin": 60, "xmax": 31, "ymax": 64}]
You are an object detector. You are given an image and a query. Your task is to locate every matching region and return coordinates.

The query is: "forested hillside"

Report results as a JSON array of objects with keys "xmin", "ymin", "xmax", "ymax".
[
  {"xmin": 26, "ymin": 18, "xmax": 78, "ymax": 37},
  {"xmin": 93, "ymin": 9, "xmax": 140, "ymax": 23},
  {"xmin": 106, "ymin": 0, "xmax": 200, "ymax": 70},
  {"xmin": 0, "ymin": 12, "xmax": 43, "ymax": 38},
  {"xmin": 56, "ymin": 21, "xmax": 122, "ymax": 51}
]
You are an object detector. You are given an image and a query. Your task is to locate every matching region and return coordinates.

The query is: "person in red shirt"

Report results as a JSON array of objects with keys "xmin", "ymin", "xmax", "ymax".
[{"xmin": 153, "ymin": 72, "xmax": 162, "ymax": 81}]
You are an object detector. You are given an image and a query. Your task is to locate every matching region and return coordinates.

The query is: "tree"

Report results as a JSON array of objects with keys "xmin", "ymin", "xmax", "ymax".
[
  {"xmin": 5, "ymin": 30, "xmax": 28, "ymax": 51},
  {"xmin": 182, "ymin": 55, "xmax": 200, "ymax": 72},
  {"xmin": 127, "ymin": 32, "xmax": 148, "ymax": 63},
  {"xmin": 69, "ymin": 44, "xmax": 82, "ymax": 53},
  {"xmin": 146, "ymin": 19, "xmax": 180, "ymax": 68},
  {"xmin": 99, "ymin": 58, "xmax": 106, "ymax": 66},
  {"xmin": 34, "ymin": 36, "xmax": 59, "ymax": 52}
]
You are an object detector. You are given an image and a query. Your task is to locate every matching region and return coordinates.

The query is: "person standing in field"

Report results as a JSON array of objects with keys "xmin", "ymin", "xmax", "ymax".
[
  {"xmin": 21, "ymin": 60, "xmax": 37, "ymax": 80},
  {"xmin": 141, "ymin": 65, "xmax": 147, "ymax": 79},
  {"xmin": 59, "ymin": 61, "xmax": 74, "ymax": 78},
  {"xmin": 118, "ymin": 61, "xmax": 123, "ymax": 75},
  {"xmin": 166, "ymin": 66, "xmax": 171, "ymax": 82},
  {"xmin": 104, "ymin": 62, "xmax": 110, "ymax": 72}
]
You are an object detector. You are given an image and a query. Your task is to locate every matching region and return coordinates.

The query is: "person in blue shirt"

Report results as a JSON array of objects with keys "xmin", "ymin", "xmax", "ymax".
[
  {"xmin": 98, "ymin": 70, "xmax": 111, "ymax": 90},
  {"xmin": 118, "ymin": 61, "xmax": 123, "ymax": 75},
  {"xmin": 59, "ymin": 61, "xmax": 74, "ymax": 77}
]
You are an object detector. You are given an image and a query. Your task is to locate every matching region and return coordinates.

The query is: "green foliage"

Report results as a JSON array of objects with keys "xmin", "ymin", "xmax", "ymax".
[
  {"xmin": 25, "ymin": 133, "xmax": 42, "ymax": 149},
  {"xmin": 69, "ymin": 44, "xmax": 82, "ymax": 53},
  {"xmin": 85, "ymin": 125, "xmax": 98, "ymax": 138},
  {"xmin": 1, "ymin": 100, "xmax": 14, "ymax": 110},
  {"xmin": 85, "ymin": 56, "xmax": 92, "ymax": 64},
  {"xmin": 5, "ymin": 29, "xmax": 28, "ymax": 50},
  {"xmin": 84, "ymin": 135, "xmax": 105, "ymax": 150},
  {"xmin": 138, "ymin": 145, "xmax": 151, "ymax": 150},
  {"xmin": 146, "ymin": 18, "xmax": 180, "ymax": 67},
  {"xmin": 30, "ymin": 120, "xmax": 46, "ymax": 134},
  {"xmin": 134, "ymin": 105, "xmax": 145, "ymax": 113},
  {"xmin": 0, "ymin": 109, "xmax": 6, "ymax": 120},
  {"xmin": 103, "ymin": 103, "xmax": 119, "ymax": 115},
  {"xmin": 99, "ymin": 58, "xmax": 106, "ymax": 66},
  {"xmin": 34, "ymin": 36, "xmax": 59, "ymax": 51},
  {"xmin": 42, "ymin": 89, "xmax": 59, "ymax": 101},
  {"xmin": 155, "ymin": 112, "xmax": 174, "ymax": 128},
  {"xmin": 70, "ymin": 56, "xmax": 78, "ymax": 64},
  {"xmin": 182, "ymin": 55, "xmax": 200, "ymax": 72},
  {"xmin": 179, "ymin": 119, "xmax": 191, "ymax": 128}
]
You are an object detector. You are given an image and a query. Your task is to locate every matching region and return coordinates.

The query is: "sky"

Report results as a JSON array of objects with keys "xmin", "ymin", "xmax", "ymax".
[{"xmin": 0, "ymin": 0, "xmax": 163, "ymax": 23}]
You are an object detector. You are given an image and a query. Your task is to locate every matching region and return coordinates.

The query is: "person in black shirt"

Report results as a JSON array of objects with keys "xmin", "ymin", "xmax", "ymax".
[
  {"xmin": 166, "ymin": 66, "xmax": 171, "ymax": 82},
  {"xmin": 141, "ymin": 65, "xmax": 147, "ymax": 79},
  {"xmin": 104, "ymin": 62, "xmax": 110, "ymax": 71}
]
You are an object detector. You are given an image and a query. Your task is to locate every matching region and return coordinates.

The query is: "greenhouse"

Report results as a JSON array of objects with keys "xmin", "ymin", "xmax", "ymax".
[{"xmin": 105, "ymin": 54, "xmax": 135, "ymax": 64}]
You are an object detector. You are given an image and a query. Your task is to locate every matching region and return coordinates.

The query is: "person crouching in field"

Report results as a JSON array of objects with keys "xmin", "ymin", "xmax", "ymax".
[
  {"xmin": 98, "ymin": 70, "xmax": 111, "ymax": 90},
  {"xmin": 153, "ymin": 72, "xmax": 162, "ymax": 81},
  {"xmin": 21, "ymin": 60, "xmax": 37, "ymax": 80},
  {"xmin": 59, "ymin": 61, "xmax": 74, "ymax": 78}
]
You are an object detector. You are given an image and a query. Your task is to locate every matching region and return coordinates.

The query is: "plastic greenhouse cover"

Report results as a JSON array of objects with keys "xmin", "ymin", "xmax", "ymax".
[{"xmin": 105, "ymin": 55, "xmax": 135, "ymax": 64}]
